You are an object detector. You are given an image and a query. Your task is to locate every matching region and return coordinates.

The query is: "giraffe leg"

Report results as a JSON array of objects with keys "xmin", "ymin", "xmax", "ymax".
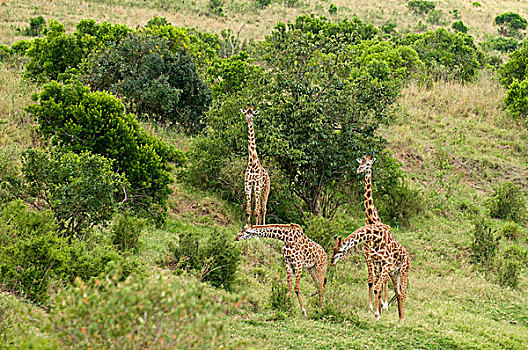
[
  {"xmin": 397, "ymin": 260, "xmax": 411, "ymax": 322},
  {"xmin": 382, "ymin": 278, "xmax": 389, "ymax": 311},
  {"xmin": 316, "ymin": 263, "xmax": 327, "ymax": 313},
  {"xmin": 260, "ymin": 170, "xmax": 270, "ymax": 225},
  {"xmin": 244, "ymin": 173, "xmax": 253, "ymax": 225},
  {"xmin": 307, "ymin": 267, "xmax": 318, "ymax": 296},
  {"xmin": 283, "ymin": 248, "xmax": 293, "ymax": 299},
  {"xmin": 254, "ymin": 181, "xmax": 262, "ymax": 225},
  {"xmin": 293, "ymin": 262, "xmax": 306, "ymax": 316},
  {"xmin": 374, "ymin": 265, "xmax": 390, "ymax": 321},
  {"xmin": 364, "ymin": 247, "xmax": 375, "ymax": 311}
]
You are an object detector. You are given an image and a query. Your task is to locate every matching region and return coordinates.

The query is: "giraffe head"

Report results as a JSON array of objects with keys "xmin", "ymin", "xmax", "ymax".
[
  {"xmin": 356, "ymin": 155, "xmax": 376, "ymax": 174},
  {"xmin": 331, "ymin": 235, "xmax": 345, "ymax": 266},
  {"xmin": 240, "ymin": 104, "xmax": 259, "ymax": 124},
  {"xmin": 235, "ymin": 224, "xmax": 256, "ymax": 241}
]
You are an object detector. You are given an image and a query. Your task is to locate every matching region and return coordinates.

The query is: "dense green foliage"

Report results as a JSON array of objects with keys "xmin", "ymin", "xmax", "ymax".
[
  {"xmin": 451, "ymin": 20, "xmax": 468, "ymax": 34},
  {"xmin": 407, "ymin": 0, "xmax": 436, "ymax": 15},
  {"xmin": 21, "ymin": 148, "xmax": 125, "ymax": 235},
  {"xmin": 499, "ymin": 45, "xmax": 528, "ymax": 87},
  {"xmin": 487, "ymin": 182, "xmax": 526, "ymax": 223},
  {"xmin": 81, "ymin": 33, "xmax": 211, "ymax": 133},
  {"xmin": 0, "ymin": 201, "xmax": 68, "ymax": 305},
  {"xmin": 504, "ymin": 79, "xmax": 528, "ymax": 119},
  {"xmin": 402, "ymin": 28, "xmax": 484, "ymax": 82},
  {"xmin": 27, "ymin": 81, "xmax": 184, "ymax": 221},
  {"xmin": 39, "ymin": 272, "xmax": 233, "ymax": 348},
  {"xmin": 470, "ymin": 218, "xmax": 500, "ymax": 270},
  {"xmin": 24, "ymin": 19, "xmax": 131, "ymax": 82},
  {"xmin": 495, "ymin": 12, "xmax": 527, "ymax": 37},
  {"xmin": 111, "ymin": 212, "xmax": 146, "ymax": 252}
]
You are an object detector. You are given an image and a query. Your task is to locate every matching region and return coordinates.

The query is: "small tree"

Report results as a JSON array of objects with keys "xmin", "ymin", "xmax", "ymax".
[
  {"xmin": 27, "ymin": 81, "xmax": 185, "ymax": 222},
  {"xmin": 504, "ymin": 79, "xmax": 528, "ymax": 119},
  {"xmin": 451, "ymin": 20, "xmax": 468, "ymax": 34},
  {"xmin": 495, "ymin": 12, "xmax": 527, "ymax": 37},
  {"xmin": 21, "ymin": 148, "xmax": 125, "ymax": 236}
]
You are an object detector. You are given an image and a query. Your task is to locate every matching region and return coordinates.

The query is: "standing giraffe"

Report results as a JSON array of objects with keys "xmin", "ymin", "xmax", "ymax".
[
  {"xmin": 357, "ymin": 155, "xmax": 390, "ymax": 311},
  {"xmin": 241, "ymin": 105, "xmax": 271, "ymax": 225},
  {"xmin": 236, "ymin": 224, "xmax": 327, "ymax": 316},
  {"xmin": 331, "ymin": 224, "xmax": 411, "ymax": 321}
]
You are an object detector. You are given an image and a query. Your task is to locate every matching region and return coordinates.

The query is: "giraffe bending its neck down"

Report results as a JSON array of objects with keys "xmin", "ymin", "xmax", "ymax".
[
  {"xmin": 236, "ymin": 224, "xmax": 327, "ymax": 316},
  {"xmin": 357, "ymin": 155, "xmax": 389, "ymax": 311},
  {"xmin": 331, "ymin": 224, "xmax": 411, "ymax": 321},
  {"xmin": 241, "ymin": 104, "xmax": 271, "ymax": 225}
]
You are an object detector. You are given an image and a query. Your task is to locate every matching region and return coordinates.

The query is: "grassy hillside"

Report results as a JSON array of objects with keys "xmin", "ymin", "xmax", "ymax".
[{"xmin": 1, "ymin": 0, "xmax": 528, "ymax": 349}]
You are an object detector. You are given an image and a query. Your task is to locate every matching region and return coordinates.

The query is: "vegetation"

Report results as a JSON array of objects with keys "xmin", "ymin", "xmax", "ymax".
[{"xmin": 1, "ymin": 1, "xmax": 528, "ymax": 348}]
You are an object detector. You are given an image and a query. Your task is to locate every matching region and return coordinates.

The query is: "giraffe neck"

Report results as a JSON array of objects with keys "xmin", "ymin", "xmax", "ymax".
[
  {"xmin": 250, "ymin": 225, "xmax": 300, "ymax": 242},
  {"xmin": 364, "ymin": 171, "xmax": 382, "ymax": 225},
  {"xmin": 247, "ymin": 121, "xmax": 260, "ymax": 165},
  {"xmin": 343, "ymin": 227, "xmax": 370, "ymax": 250}
]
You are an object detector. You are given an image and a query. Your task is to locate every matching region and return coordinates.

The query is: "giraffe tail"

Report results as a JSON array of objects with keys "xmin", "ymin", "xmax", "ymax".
[{"xmin": 388, "ymin": 294, "xmax": 398, "ymax": 305}]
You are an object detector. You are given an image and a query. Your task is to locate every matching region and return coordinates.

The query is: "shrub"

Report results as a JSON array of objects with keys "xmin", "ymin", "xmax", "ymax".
[
  {"xmin": 328, "ymin": 4, "xmax": 337, "ymax": 15},
  {"xmin": 43, "ymin": 272, "xmax": 232, "ymax": 348},
  {"xmin": 255, "ymin": 0, "xmax": 271, "ymax": 8},
  {"xmin": 0, "ymin": 201, "xmax": 69, "ymax": 305},
  {"xmin": 20, "ymin": 16, "xmax": 47, "ymax": 37},
  {"xmin": 304, "ymin": 214, "xmax": 359, "ymax": 253},
  {"xmin": 470, "ymin": 218, "xmax": 500, "ymax": 270},
  {"xmin": 498, "ymin": 46, "xmax": 528, "ymax": 87},
  {"xmin": 495, "ymin": 12, "xmax": 527, "ymax": 37},
  {"xmin": 407, "ymin": 0, "xmax": 435, "ymax": 15},
  {"xmin": 21, "ymin": 148, "xmax": 126, "ymax": 236},
  {"xmin": 80, "ymin": 33, "xmax": 211, "ymax": 133},
  {"xmin": 482, "ymin": 36, "xmax": 518, "ymax": 53},
  {"xmin": 270, "ymin": 279, "xmax": 293, "ymax": 313},
  {"xmin": 426, "ymin": 10, "xmax": 447, "ymax": 25},
  {"xmin": 207, "ymin": 0, "xmax": 224, "ymax": 16},
  {"xmin": 378, "ymin": 180, "xmax": 424, "ymax": 227},
  {"xmin": 504, "ymin": 79, "xmax": 528, "ymax": 119},
  {"xmin": 27, "ymin": 81, "xmax": 185, "ymax": 222},
  {"xmin": 472, "ymin": 1, "xmax": 481, "ymax": 7},
  {"xmin": 495, "ymin": 256, "xmax": 520, "ymax": 288},
  {"xmin": 452, "ymin": 21, "xmax": 468, "ymax": 34},
  {"xmin": 10, "ymin": 39, "xmax": 32, "ymax": 55},
  {"xmin": 487, "ymin": 182, "xmax": 526, "ymax": 222},
  {"xmin": 402, "ymin": 28, "xmax": 484, "ymax": 82},
  {"xmin": 172, "ymin": 228, "xmax": 241, "ymax": 291},
  {"xmin": 111, "ymin": 212, "xmax": 146, "ymax": 252},
  {"xmin": 25, "ymin": 19, "xmax": 132, "ymax": 82},
  {"xmin": 499, "ymin": 221, "xmax": 521, "ymax": 241}
]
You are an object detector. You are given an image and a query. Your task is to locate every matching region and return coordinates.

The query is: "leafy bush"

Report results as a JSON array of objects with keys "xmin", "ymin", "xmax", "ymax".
[
  {"xmin": 402, "ymin": 28, "xmax": 484, "ymax": 82},
  {"xmin": 487, "ymin": 182, "xmax": 526, "ymax": 222},
  {"xmin": 27, "ymin": 81, "xmax": 185, "ymax": 222},
  {"xmin": 0, "ymin": 201, "xmax": 69, "ymax": 305},
  {"xmin": 470, "ymin": 218, "xmax": 500, "ymax": 270},
  {"xmin": 25, "ymin": 19, "xmax": 131, "ymax": 82},
  {"xmin": 81, "ymin": 32, "xmax": 211, "ymax": 133},
  {"xmin": 255, "ymin": 0, "xmax": 271, "ymax": 8},
  {"xmin": 498, "ymin": 45, "xmax": 528, "ymax": 87},
  {"xmin": 20, "ymin": 148, "xmax": 125, "ymax": 236},
  {"xmin": 19, "ymin": 16, "xmax": 47, "ymax": 37},
  {"xmin": 481, "ymin": 36, "xmax": 518, "ymax": 53},
  {"xmin": 172, "ymin": 228, "xmax": 241, "ymax": 291},
  {"xmin": 10, "ymin": 39, "xmax": 32, "ymax": 55},
  {"xmin": 378, "ymin": 179, "xmax": 424, "ymax": 227},
  {"xmin": 495, "ymin": 12, "xmax": 527, "ymax": 37},
  {"xmin": 207, "ymin": 0, "xmax": 224, "ymax": 16},
  {"xmin": 304, "ymin": 214, "xmax": 359, "ymax": 253},
  {"xmin": 452, "ymin": 21, "xmax": 468, "ymax": 34},
  {"xmin": 426, "ymin": 10, "xmax": 447, "ymax": 25},
  {"xmin": 270, "ymin": 279, "xmax": 293, "ymax": 313},
  {"xmin": 407, "ymin": 0, "xmax": 435, "ymax": 15},
  {"xmin": 111, "ymin": 212, "xmax": 146, "ymax": 252},
  {"xmin": 499, "ymin": 221, "xmax": 521, "ymax": 241},
  {"xmin": 495, "ymin": 256, "xmax": 520, "ymax": 288},
  {"xmin": 328, "ymin": 4, "xmax": 337, "ymax": 15},
  {"xmin": 504, "ymin": 79, "xmax": 528, "ymax": 119},
  {"xmin": 43, "ymin": 272, "xmax": 232, "ymax": 348}
]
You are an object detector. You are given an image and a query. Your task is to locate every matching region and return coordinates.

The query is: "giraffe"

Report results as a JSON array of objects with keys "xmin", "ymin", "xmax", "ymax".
[
  {"xmin": 357, "ymin": 155, "xmax": 390, "ymax": 311},
  {"xmin": 331, "ymin": 224, "xmax": 411, "ymax": 321},
  {"xmin": 235, "ymin": 224, "xmax": 327, "ymax": 316},
  {"xmin": 241, "ymin": 104, "xmax": 271, "ymax": 225}
]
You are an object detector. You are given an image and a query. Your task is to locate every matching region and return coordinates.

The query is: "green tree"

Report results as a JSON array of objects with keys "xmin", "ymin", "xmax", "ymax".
[
  {"xmin": 498, "ymin": 45, "xmax": 528, "ymax": 88},
  {"xmin": 81, "ymin": 33, "xmax": 211, "ymax": 133},
  {"xmin": 495, "ymin": 12, "xmax": 527, "ymax": 37},
  {"xmin": 21, "ymin": 149, "xmax": 125, "ymax": 236},
  {"xmin": 26, "ymin": 81, "xmax": 185, "ymax": 222}
]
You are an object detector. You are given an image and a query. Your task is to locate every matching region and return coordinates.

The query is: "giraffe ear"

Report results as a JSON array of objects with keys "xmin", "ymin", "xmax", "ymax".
[
  {"xmin": 356, "ymin": 158, "xmax": 362, "ymax": 164},
  {"xmin": 371, "ymin": 157, "xmax": 377, "ymax": 163},
  {"xmin": 240, "ymin": 108, "xmax": 246, "ymax": 114},
  {"xmin": 253, "ymin": 110, "xmax": 259, "ymax": 115}
]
